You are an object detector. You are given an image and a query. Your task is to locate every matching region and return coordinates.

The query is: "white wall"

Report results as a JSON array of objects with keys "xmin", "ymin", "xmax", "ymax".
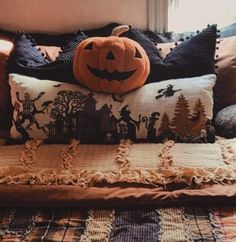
[{"xmin": 0, "ymin": 0, "xmax": 148, "ymax": 33}]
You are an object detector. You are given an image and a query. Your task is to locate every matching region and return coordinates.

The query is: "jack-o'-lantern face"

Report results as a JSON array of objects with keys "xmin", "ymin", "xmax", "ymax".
[{"xmin": 73, "ymin": 36, "xmax": 150, "ymax": 94}]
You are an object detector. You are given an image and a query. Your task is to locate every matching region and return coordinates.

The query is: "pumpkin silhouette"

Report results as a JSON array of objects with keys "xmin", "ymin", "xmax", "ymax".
[{"xmin": 73, "ymin": 26, "xmax": 150, "ymax": 94}]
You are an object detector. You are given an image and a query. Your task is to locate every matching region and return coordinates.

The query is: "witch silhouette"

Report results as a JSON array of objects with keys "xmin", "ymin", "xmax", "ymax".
[{"xmin": 118, "ymin": 105, "xmax": 141, "ymax": 141}]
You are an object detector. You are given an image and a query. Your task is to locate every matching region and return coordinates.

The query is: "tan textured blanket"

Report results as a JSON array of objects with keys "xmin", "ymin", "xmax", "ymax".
[
  {"xmin": 1, "ymin": 138, "xmax": 236, "ymax": 206},
  {"xmin": 1, "ymin": 138, "xmax": 236, "ymax": 187}
]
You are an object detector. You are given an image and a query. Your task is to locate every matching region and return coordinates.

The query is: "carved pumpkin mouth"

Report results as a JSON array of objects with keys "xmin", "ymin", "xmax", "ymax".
[{"xmin": 87, "ymin": 65, "xmax": 136, "ymax": 81}]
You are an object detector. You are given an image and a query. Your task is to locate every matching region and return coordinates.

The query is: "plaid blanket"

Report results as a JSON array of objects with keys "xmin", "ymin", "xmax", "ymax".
[{"xmin": 0, "ymin": 206, "xmax": 236, "ymax": 241}]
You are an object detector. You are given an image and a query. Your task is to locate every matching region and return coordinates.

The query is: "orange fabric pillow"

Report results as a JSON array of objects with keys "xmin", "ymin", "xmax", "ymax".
[
  {"xmin": 38, "ymin": 45, "xmax": 61, "ymax": 62},
  {"xmin": 214, "ymin": 36, "xmax": 236, "ymax": 111}
]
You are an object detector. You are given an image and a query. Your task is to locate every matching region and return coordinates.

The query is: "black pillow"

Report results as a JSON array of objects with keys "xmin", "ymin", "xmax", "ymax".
[
  {"xmin": 84, "ymin": 22, "xmax": 121, "ymax": 37},
  {"xmin": 121, "ymin": 28, "xmax": 163, "ymax": 66},
  {"xmin": 8, "ymin": 31, "xmax": 87, "ymax": 83},
  {"xmin": 122, "ymin": 25, "xmax": 217, "ymax": 83},
  {"xmin": 9, "ymin": 33, "xmax": 50, "ymax": 67},
  {"xmin": 8, "ymin": 23, "xmax": 121, "ymax": 46},
  {"xmin": 148, "ymin": 25, "xmax": 217, "ymax": 83}
]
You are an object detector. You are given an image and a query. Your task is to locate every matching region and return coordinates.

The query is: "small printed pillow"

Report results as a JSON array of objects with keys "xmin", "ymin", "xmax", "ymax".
[{"xmin": 9, "ymin": 73, "xmax": 216, "ymax": 144}]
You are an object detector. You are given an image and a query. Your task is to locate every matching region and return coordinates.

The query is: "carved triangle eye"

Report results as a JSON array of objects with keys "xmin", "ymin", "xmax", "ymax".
[
  {"xmin": 106, "ymin": 51, "xmax": 115, "ymax": 60},
  {"xmin": 85, "ymin": 42, "xmax": 93, "ymax": 50},
  {"xmin": 135, "ymin": 48, "xmax": 142, "ymax": 58}
]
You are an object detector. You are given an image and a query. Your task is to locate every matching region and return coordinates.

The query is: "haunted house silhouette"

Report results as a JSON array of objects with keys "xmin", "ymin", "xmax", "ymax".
[
  {"xmin": 14, "ymin": 89, "xmax": 215, "ymax": 144},
  {"xmin": 46, "ymin": 91, "xmax": 121, "ymax": 143}
]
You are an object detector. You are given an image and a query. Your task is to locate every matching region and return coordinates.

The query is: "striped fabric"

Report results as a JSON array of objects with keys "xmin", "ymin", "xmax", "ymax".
[{"xmin": 0, "ymin": 206, "xmax": 236, "ymax": 241}]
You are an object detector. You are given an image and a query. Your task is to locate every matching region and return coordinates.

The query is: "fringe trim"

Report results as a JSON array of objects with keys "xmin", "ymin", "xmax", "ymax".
[
  {"xmin": 1, "ymin": 139, "xmax": 236, "ymax": 187},
  {"xmin": 217, "ymin": 139, "xmax": 236, "ymax": 165},
  {"xmin": 159, "ymin": 140, "xmax": 175, "ymax": 168},
  {"xmin": 115, "ymin": 139, "xmax": 132, "ymax": 170},
  {"xmin": 156, "ymin": 208, "xmax": 163, "ymax": 241},
  {"xmin": 181, "ymin": 208, "xmax": 194, "ymax": 242},
  {"xmin": 79, "ymin": 210, "xmax": 115, "ymax": 242},
  {"xmin": 2, "ymin": 165, "xmax": 236, "ymax": 187},
  {"xmin": 19, "ymin": 140, "xmax": 42, "ymax": 168},
  {"xmin": 61, "ymin": 139, "xmax": 80, "ymax": 170},
  {"xmin": 208, "ymin": 208, "xmax": 226, "ymax": 242},
  {"xmin": 0, "ymin": 209, "xmax": 15, "ymax": 237}
]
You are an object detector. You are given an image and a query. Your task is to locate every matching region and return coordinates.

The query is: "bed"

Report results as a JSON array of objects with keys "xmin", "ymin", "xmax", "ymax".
[{"xmin": 1, "ymin": 1, "xmax": 236, "ymax": 241}]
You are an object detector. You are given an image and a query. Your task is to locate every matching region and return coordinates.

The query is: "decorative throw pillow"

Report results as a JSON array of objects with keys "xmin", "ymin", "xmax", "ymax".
[
  {"xmin": 9, "ymin": 73, "xmax": 216, "ymax": 144},
  {"xmin": 213, "ymin": 36, "xmax": 236, "ymax": 111},
  {"xmin": 157, "ymin": 35, "xmax": 236, "ymax": 114},
  {"xmin": 143, "ymin": 25, "xmax": 217, "ymax": 83},
  {"xmin": 73, "ymin": 27, "xmax": 150, "ymax": 94},
  {"xmin": 0, "ymin": 39, "xmax": 13, "ymax": 132},
  {"xmin": 84, "ymin": 23, "xmax": 121, "ymax": 37},
  {"xmin": 121, "ymin": 28, "xmax": 163, "ymax": 69},
  {"xmin": 214, "ymin": 104, "xmax": 236, "ymax": 138},
  {"xmin": 8, "ymin": 31, "xmax": 87, "ymax": 83}
]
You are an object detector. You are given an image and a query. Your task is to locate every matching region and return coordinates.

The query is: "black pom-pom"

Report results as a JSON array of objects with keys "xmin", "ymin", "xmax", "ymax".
[
  {"xmin": 196, "ymin": 30, "xmax": 200, "ymax": 33},
  {"xmin": 174, "ymin": 42, "xmax": 178, "ymax": 46},
  {"xmin": 215, "ymin": 54, "xmax": 219, "ymax": 58},
  {"xmin": 158, "ymin": 48, "xmax": 162, "ymax": 51},
  {"xmin": 186, "ymin": 36, "xmax": 190, "ymax": 40},
  {"xmin": 207, "ymin": 24, "xmax": 210, "ymax": 27},
  {"xmin": 170, "ymin": 48, "xmax": 173, "ymax": 51},
  {"xmin": 215, "ymin": 65, "xmax": 219, "ymax": 69},
  {"xmin": 217, "ymin": 34, "xmax": 221, "ymax": 38},
  {"xmin": 216, "ymin": 47, "xmax": 219, "ymax": 50},
  {"xmin": 217, "ymin": 29, "xmax": 221, "ymax": 33}
]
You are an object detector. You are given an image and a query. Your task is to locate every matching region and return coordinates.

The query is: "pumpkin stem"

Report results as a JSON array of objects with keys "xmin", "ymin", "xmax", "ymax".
[{"xmin": 111, "ymin": 25, "xmax": 129, "ymax": 37}]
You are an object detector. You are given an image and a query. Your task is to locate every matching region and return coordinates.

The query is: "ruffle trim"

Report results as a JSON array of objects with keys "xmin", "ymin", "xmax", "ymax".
[
  {"xmin": 19, "ymin": 140, "xmax": 42, "ymax": 168},
  {"xmin": 1, "ymin": 138, "xmax": 236, "ymax": 187},
  {"xmin": 1, "ymin": 165, "xmax": 236, "ymax": 187}
]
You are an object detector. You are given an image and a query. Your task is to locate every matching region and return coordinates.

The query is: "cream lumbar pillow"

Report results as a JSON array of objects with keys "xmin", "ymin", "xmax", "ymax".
[{"xmin": 9, "ymin": 73, "xmax": 216, "ymax": 143}]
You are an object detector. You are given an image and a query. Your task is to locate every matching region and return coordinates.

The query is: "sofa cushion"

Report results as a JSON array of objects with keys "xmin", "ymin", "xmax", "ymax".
[{"xmin": 9, "ymin": 73, "xmax": 216, "ymax": 144}]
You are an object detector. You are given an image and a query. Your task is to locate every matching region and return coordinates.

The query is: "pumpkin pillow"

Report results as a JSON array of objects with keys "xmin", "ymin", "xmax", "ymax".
[{"xmin": 73, "ymin": 26, "xmax": 150, "ymax": 94}]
